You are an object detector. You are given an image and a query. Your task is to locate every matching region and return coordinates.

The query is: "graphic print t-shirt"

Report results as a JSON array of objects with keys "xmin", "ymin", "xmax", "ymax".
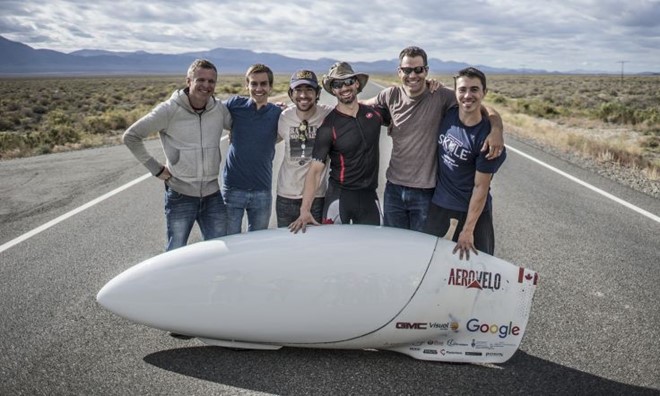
[
  {"xmin": 432, "ymin": 106, "xmax": 506, "ymax": 212},
  {"xmin": 276, "ymin": 104, "xmax": 333, "ymax": 199}
]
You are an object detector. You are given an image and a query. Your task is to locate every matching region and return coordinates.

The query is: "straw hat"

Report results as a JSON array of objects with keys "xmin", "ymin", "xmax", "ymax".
[{"xmin": 322, "ymin": 61, "xmax": 369, "ymax": 95}]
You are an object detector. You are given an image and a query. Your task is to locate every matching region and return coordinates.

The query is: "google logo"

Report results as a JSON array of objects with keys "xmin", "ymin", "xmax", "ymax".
[{"xmin": 466, "ymin": 318, "xmax": 520, "ymax": 339}]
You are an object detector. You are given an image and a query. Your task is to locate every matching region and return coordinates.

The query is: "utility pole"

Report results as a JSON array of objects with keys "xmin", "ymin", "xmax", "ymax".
[{"xmin": 617, "ymin": 61, "xmax": 628, "ymax": 83}]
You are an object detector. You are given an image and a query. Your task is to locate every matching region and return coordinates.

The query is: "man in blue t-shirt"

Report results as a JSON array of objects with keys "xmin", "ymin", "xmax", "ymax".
[
  {"xmin": 424, "ymin": 67, "xmax": 506, "ymax": 260},
  {"xmin": 223, "ymin": 64, "xmax": 282, "ymax": 234}
]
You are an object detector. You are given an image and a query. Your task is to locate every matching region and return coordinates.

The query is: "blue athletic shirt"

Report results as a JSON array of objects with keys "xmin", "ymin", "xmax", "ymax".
[
  {"xmin": 432, "ymin": 106, "xmax": 506, "ymax": 213},
  {"xmin": 223, "ymin": 96, "xmax": 282, "ymax": 191}
]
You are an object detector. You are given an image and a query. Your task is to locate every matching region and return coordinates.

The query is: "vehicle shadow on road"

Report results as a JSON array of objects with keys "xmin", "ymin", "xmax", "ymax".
[{"xmin": 144, "ymin": 346, "xmax": 656, "ymax": 395}]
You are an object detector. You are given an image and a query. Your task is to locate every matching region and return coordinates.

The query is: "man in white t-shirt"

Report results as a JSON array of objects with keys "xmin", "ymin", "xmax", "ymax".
[{"xmin": 276, "ymin": 70, "xmax": 333, "ymax": 227}]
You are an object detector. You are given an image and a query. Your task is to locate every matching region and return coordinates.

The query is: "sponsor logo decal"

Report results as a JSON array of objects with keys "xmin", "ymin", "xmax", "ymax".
[
  {"xmin": 396, "ymin": 322, "xmax": 427, "ymax": 330},
  {"xmin": 486, "ymin": 352, "xmax": 504, "ymax": 357},
  {"xmin": 447, "ymin": 339, "xmax": 469, "ymax": 347},
  {"xmin": 448, "ymin": 268, "xmax": 502, "ymax": 290},
  {"xmin": 423, "ymin": 349, "xmax": 438, "ymax": 355},
  {"xmin": 466, "ymin": 318, "xmax": 520, "ymax": 339},
  {"xmin": 465, "ymin": 351, "xmax": 483, "ymax": 356},
  {"xmin": 396, "ymin": 321, "xmax": 459, "ymax": 332}
]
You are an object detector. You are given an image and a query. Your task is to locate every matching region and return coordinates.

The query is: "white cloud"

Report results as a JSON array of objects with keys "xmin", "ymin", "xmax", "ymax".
[{"xmin": 0, "ymin": 0, "xmax": 658, "ymax": 72}]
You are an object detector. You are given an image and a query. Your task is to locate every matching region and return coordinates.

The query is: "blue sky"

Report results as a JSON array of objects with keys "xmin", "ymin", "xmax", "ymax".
[{"xmin": 1, "ymin": 0, "xmax": 658, "ymax": 73}]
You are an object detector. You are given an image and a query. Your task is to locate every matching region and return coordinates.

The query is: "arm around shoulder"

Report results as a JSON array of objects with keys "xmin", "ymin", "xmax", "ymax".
[{"xmin": 480, "ymin": 105, "xmax": 504, "ymax": 159}]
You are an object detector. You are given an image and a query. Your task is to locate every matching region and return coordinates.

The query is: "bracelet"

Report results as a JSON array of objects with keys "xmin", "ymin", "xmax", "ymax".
[{"xmin": 155, "ymin": 166, "xmax": 165, "ymax": 177}]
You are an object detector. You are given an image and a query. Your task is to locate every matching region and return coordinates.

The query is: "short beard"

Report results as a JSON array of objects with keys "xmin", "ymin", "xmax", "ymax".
[
  {"xmin": 295, "ymin": 101, "xmax": 315, "ymax": 112},
  {"xmin": 337, "ymin": 93, "xmax": 356, "ymax": 105}
]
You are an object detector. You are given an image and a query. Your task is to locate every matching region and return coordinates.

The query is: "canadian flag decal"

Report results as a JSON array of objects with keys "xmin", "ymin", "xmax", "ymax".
[{"xmin": 518, "ymin": 267, "xmax": 539, "ymax": 285}]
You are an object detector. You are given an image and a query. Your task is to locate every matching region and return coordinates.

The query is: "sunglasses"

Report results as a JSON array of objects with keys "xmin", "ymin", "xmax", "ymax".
[
  {"xmin": 330, "ymin": 77, "xmax": 357, "ymax": 90},
  {"xmin": 298, "ymin": 120, "xmax": 308, "ymax": 142},
  {"xmin": 399, "ymin": 66, "xmax": 429, "ymax": 75}
]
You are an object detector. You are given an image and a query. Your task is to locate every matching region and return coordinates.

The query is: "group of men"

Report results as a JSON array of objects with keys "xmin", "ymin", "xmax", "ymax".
[{"xmin": 123, "ymin": 46, "xmax": 506, "ymax": 261}]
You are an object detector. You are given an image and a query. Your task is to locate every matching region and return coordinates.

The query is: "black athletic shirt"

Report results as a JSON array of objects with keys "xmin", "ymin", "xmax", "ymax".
[{"xmin": 312, "ymin": 104, "xmax": 390, "ymax": 190}]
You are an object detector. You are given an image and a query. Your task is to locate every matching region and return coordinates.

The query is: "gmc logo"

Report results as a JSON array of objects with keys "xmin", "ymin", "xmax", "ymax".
[{"xmin": 396, "ymin": 322, "xmax": 427, "ymax": 330}]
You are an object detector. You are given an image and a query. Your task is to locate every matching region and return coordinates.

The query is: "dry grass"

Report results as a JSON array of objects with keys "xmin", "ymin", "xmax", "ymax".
[
  {"xmin": 371, "ymin": 74, "xmax": 660, "ymax": 181},
  {"xmin": 0, "ymin": 75, "xmax": 289, "ymax": 159},
  {"xmin": 1, "ymin": 73, "xmax": 659, "ymax": 183}
]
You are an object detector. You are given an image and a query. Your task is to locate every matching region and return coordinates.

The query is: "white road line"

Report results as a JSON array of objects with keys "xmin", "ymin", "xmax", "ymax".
[
  {"xmin": 2, "ymin": 136, "xmax": 657, "ymax": 254},
  {"xmin": 0, "ymin": 173, "xmax": 151, "ymax": 254},
  {"xmin": 507, "ymin": 144, "xmax": 660, "ymax": 223}
]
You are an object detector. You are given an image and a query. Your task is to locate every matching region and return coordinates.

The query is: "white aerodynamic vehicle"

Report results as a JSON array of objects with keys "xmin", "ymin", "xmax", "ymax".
[{"xmin": 97, "ymin": 225, "xmax": 538, "ymax": 363}]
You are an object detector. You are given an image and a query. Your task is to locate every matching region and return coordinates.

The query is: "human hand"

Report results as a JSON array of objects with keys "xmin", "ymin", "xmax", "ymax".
[
  {"xmin": 288, "ymin": 211, "xmax": 319, "ymax": 234},
  {"xmin": 158, "ymin": 167, "xmax": 172, "ymax": 181},
  {"xmin": 481, "ymin": 134, "xmax": 504, "ymax": 160},
  {"xmin": 452, "ymin": 230, "xmax": 478, "ymax": 260},
  {"xmin": 426, "ymin": 79, "xmax": 443, "ymax": 93}
]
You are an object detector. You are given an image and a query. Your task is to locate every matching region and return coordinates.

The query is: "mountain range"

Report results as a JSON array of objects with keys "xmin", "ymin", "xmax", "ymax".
[{"xmin": 0, "ymin": 35, "xmax": 553, "ymax": 76}]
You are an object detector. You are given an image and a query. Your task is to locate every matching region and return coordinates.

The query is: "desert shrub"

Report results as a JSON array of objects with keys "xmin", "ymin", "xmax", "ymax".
[
  {"xmin": 218, "ymin": 82, "xmax": 245, "ymax": 94},
  {"xmin": 44, "ymin": 126, "xmax": 80, "ymax": 146},
  {"xmin": 641, "ymin": 136, "xmax": 660, "ymax": 151},
  {"xmin": 515, "ymin": 99, "xmax": 560, "ymax": 118},
  {"xmin": 43, "ymin": 109, "xmax": 75, "ymax": 127},
  {"xmin": 84, "ymin": 115, "xmax": 110, "ymax": 134},
  {"xmin": 6, "ymin": 102, "xmax": 20, "ymax": 111},
  {"xmin": 0, "ymin": 131, "xmax": 26, "ymax": 153},
  {"xmin": 598, "ymin": 102, "xmax": 638, "ymax": 124},
  {"xmin": 489, "ymin": 93, "xmax": 507, "ymax": 104},
  {"xmin": 84, "ymin": 110, "xmax": 131, "ymax": 134},
  {"xmin": 0, "ymin": 118, "xmax": 15, "ymax": 131},
  {"xmin": 32, "ymin": 105, "xmax": 48, "ymax": 114}
]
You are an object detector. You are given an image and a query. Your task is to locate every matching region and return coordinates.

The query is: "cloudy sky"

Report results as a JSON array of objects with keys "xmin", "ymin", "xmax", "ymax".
[{"xmin": 1, "ymin": 0, "xmax": 658, "ymax": 73}]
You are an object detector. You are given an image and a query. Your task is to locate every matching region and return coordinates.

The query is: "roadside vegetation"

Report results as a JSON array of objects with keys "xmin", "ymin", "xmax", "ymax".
[
  {"xmin": 1, "ymin": 73, "xmax": 658, "ymax": 182},
  {"xmin": 374, "ymin": 74, "xmax": 660, "ymax": 181},
  {"xmin": 0, "ymin": 75, "xmax": 289, "ymax": 159}
]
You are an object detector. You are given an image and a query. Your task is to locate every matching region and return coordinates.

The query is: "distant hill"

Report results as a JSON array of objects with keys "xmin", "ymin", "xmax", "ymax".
[{"xmin": 0, "ymin": 35, "xmax": 546, "ymax": 75}]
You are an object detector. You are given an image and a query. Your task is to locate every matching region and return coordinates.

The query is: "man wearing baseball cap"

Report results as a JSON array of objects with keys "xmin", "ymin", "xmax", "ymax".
[
  {"xmin": 275, "ymin": 70, "xmax": 334, "ymax": 227},
  {"xmin": 289, "ymin": 62, "xmax": 390, "ymax": 233}
]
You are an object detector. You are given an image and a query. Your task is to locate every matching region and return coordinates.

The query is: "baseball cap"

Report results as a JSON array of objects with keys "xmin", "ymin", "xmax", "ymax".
[{"xmin": 290, "ymin": 70, "xmax": 319, "ymax": 89}]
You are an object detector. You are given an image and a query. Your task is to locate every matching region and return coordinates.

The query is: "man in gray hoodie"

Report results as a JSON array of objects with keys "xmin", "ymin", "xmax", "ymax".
[{"xmin": 123, "ymin": 59, "xmax": 232, "ymax": 251}]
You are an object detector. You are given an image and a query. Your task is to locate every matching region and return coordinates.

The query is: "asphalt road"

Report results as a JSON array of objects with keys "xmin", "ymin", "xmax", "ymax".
[{"xmin": 0, "ymin": 83, "xmax": 659, "ymax": 395}]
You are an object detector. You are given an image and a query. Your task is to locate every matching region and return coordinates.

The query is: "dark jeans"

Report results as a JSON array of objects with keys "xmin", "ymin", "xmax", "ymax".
[
  {"xmin": 423, "ymin": 203, "xmax": 495, "ymax": 255},
  {"xmin": 383, "ymin": 181, "xmax": 434, "ymax": 232},
  {"xmin": 276, "ymin": 195, "xmax": 324, "ymax": 228},
  {"xmin": 223, "ymin": 187, "xmax": 272, "ymax": 235},
  {"xmin": 164, "ymin": 186, "xmax": 227, "ymax": 251}
]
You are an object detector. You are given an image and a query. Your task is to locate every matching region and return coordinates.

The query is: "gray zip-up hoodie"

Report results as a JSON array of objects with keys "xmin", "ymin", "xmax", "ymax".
[{"xmin": 123, "ymin": 89, "xmax": 232, "ymax": 197}]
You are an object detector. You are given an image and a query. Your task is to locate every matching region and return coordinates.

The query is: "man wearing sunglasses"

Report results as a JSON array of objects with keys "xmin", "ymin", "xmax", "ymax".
[
  {"xmin": 289, "ymin": 62, "xmax": 390, "ymax": 233},
  {"xmin": 276, "ymin": 70, "xmax": 333, "ymax": 227},
  {"xmin": 362, "ymin": 46, "xmax": 504, "ymax": 233}
]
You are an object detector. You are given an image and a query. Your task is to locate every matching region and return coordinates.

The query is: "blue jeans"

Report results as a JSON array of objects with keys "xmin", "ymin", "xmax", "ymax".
[
  {"xmin": 164, "ymin": 186, "xmax": 227, "ymax": 251},
  {"xmin": 223, "ymin": 187, "xmax": 272, "ymax": 235},
  {"xmin": 383, "ymin": 181, "xmax": 434, "ymax": 232},
  {"xmin": 276, "ymin": 195, "xmax": 324, "ymax": 228}
]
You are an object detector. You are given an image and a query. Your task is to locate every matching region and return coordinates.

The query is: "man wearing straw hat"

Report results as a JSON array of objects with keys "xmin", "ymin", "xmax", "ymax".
[{"xmin": 289, "ymin": 62, "xmax": 390, "ymax": 233}]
